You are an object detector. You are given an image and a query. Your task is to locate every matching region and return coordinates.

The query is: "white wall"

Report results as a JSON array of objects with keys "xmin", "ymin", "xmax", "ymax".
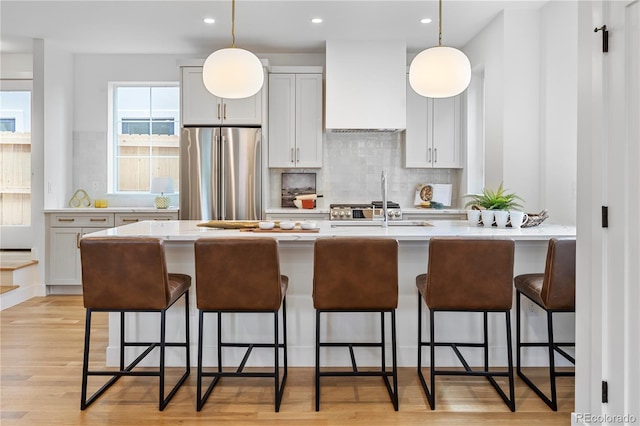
[
  {"xmin": 0, "ymin": 53, "xmax": 33, "ymax": 78},
  {"xmin": 539, "ymin": 1, "xmax": 578, "ymax": 226},
  {"xmin": 463, "ymin": 7, "xmax": 578, "ymax": 224},
  {"xmin": 73, "ymin": 54, "xmax": 193, "ymax": 206},
  {"xmin": 503, "ymin": 9, "xmax": 541, "ymax": 213},
  {"xmin": 43, "ymin": 42, "xmax": 74, "ymax": 210},
  {"xmin": 464, "ymin": 13, "xmax": 506, "ymax": 194}
]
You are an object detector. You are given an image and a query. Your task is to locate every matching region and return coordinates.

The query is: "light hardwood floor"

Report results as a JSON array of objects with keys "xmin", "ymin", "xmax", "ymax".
[{"xmin": 1, "ymin": 296, "xmax": 574, "ymax": 425}]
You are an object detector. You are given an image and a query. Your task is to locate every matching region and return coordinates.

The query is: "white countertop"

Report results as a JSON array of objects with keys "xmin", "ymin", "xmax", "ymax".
[
  {"xmin": 85, "ymin": 219, "xmax": 575, "ymax": 242},
  {"xmin": 44, "ymin": 207, "xmax": 179, "ymax": 213}
]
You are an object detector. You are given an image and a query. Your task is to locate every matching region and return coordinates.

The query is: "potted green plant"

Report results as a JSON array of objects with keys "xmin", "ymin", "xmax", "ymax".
[
  {"xmin": 464, "ymin": 183, "xmax": 524, "ymax": 227},
  {"xmin": 464, "ymin": 182, "xmax": 524, "ymax": 210}
]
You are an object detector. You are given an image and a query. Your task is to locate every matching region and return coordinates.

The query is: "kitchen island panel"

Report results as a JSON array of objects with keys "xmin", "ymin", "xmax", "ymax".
[{"xmin": 87, "ymin": 220, "xmax": 575, "ymax": 368}]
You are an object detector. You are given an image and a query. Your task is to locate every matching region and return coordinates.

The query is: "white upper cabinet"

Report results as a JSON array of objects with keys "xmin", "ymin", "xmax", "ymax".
[
  {"xmin": 405, "ymin": 75, "xmax": 463, "ymax": 168},
  {"xmin": 268, "ymin": 73, "xmax": 323, "ymax": 168},
  {"xmin": 181, "ymin": 66, "xmax": 262, "ymax": 126}
]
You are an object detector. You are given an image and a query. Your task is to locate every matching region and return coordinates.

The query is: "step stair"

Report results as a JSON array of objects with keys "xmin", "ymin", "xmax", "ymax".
[{"xmin": 0, "ymin": 251, "xmax": 40, "ymax": 310}]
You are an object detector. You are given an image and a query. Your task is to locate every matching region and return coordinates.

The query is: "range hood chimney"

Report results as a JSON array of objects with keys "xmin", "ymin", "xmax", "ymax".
[{"xmin": 325, "ymin": 40, "xmax": 406, "ymax": 132}]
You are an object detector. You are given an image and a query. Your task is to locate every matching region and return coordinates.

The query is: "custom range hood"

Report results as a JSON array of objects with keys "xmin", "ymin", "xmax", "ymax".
[{"xmin": 325, "ymin": 40, "xmax": 406, "ymax": 133}]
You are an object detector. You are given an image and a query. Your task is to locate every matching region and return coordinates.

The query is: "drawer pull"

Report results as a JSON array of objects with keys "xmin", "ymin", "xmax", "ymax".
[
  {"xmin": 122, "ymin": 219, "xmax": 139, "ymax": 223},
  {"xmin": 58, "ymin": 218, "xmax": 75, "ymax": 222},
  {"xmin": 154, "ymin": 218, "xmax": 171, "ymax": 221},
  {"xmin": 90, "ymin": 218, "xmax": 107, "ymax": 222}
]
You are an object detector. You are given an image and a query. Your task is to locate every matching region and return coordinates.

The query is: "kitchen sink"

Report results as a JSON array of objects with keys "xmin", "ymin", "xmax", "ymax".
[{"xmin": 330, "ymin": 220, "xmax": 431, "ymax": 227}]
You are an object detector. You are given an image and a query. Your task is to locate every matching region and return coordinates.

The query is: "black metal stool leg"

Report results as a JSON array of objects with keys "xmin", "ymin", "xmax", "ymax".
[
  {"xmin": 391, "ymin": 310, "xmax": 399, "ymax": 411},
  {"xmin": 505, "ymin": 310, "xmax": 516, "ymax": 412},
  {"xmin": 547, "ymin": 310, "xmax": 558, "ymax": 411},
  {"xmin": 80, "ymin": 309, "xmax": 92, "ymax": 410},
  {"xmin": 159, "ymin": 309, "xmax": 167, "ymax": 410},
  {"xmin": 315, "ymin": 310, "xmax": 321, "ymax": 412},
  {"xmin": 197, "ymin": 310, "xmax": 205, "ymax": 411},
  {"xmin": 429, "ymin": 309, "xmax": 436, "ymax": 409}
]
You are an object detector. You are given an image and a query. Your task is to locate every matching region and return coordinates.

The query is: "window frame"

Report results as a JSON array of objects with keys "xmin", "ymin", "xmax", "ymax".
[{"xmin": 107, "ymin": 82, "xmax": 180, "ymax": 194}]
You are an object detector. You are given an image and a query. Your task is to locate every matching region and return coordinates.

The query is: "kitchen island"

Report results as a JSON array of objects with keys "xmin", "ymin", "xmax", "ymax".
[{"xmin": 86, "ymin": 220, "xmax": 576, "ymax": 368}]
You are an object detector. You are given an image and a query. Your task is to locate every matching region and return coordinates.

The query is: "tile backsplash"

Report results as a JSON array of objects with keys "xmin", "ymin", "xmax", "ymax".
[{"xmin": 268, "ymin": 132, "xmax": 461, "ymax": 209}]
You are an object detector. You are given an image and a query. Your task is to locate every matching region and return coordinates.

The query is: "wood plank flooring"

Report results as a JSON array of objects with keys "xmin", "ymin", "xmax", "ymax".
[{"xmin": 1, "ymin": 296, "xmax": 574, "ymax": 425}]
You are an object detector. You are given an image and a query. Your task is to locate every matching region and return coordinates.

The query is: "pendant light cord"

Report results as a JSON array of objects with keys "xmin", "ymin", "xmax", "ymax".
[
  {"xmin": 231, "ymin": 0, "xmax": 236, "ymax": 47},
  {"xmin": 438, "ymin": 0, "xmax": 442, "ymax": 47}
]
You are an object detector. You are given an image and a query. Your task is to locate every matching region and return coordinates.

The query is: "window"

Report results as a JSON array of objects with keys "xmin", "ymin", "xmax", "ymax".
[
  {"xmin": 111, "ymin": 85, "xmax": 180, "ymax": 193},
  {"xmin": 0, "ymin": 88, "xmax": 31, "ymax": 226},
  {"xmin": 0, "ymin": 118, "xmax": 16, "ymax": 132}
]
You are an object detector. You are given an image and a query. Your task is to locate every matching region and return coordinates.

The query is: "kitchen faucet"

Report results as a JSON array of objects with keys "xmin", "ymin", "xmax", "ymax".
[{"xmin": 381, "ymin": 170, "xmax": 388, "ymax": 228}]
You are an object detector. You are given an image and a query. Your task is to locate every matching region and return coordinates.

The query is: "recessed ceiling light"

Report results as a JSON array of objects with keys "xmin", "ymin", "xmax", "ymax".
[
  {"xmin": 203, "ymin": 18, "xmax": 215, "ymax": 24},
  {"xmin": 311, "ymin": 18, "xmax": 323, "ymax": 24},
  {"xmin": 420, "ymin": 18, "xmax": 432, "ymax": 24}
]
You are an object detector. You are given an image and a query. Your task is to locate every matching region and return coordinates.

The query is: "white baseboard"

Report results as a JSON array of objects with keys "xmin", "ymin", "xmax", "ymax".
[{"xmin": 0, "ymin": 282, "xmax": 42, "ymax": 310}]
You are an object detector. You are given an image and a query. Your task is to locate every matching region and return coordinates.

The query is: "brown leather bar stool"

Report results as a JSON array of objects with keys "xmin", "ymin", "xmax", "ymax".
[
  {"xmin": 313, "ymin": 237, "xmax": 399, "ymax": 411},
  {"xmin": 79, "ymin": 237, "xmax": 191, "ymax": 411},
  {"xmin": 515, "ymin": 238, "xmax": 576, "ymax": 411},
  {"xmin": 416, "ymin": 237, "xmax": 516, "ymax": 411},
  {"xmin": 194, "ymin": 237, "xmax": 288, "ymax": 412}
]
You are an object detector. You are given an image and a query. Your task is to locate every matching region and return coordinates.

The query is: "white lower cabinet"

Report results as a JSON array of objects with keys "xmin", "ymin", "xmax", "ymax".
[
  {"xmin": 46, "ymin": 211, "xmax": 177, "ymax": 287},
  {"xmin": 49, "ymin": 226, "xmax": 110, "ymax": 285}
]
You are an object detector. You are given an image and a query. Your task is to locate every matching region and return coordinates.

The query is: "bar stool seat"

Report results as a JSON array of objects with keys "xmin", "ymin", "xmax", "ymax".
[
  {"xmin": 515, "ymin": 238, "xmax": 576, "ymax": 411},
  {"xmin": 313, "ymin": 237, "xmax": 399, "ymax": 411},
  {"xmin": 79, "ymin": 237, "xmax": 191, "ymax": 411},
  {"xmin": 194, "ymin": 237, "xmax": 288, "ymax": 412},
  {"xmin": 417, "ymin": 237, "xmax": 516, "ymax": 411}
]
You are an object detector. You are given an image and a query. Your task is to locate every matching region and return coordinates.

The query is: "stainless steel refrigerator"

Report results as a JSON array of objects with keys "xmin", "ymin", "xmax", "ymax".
[{"xmin": 180, "ymin": 127, "xmax": 261, "ymax": 221}]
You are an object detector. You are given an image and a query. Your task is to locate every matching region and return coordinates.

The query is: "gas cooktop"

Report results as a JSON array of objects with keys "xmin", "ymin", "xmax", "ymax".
[{"xmin": 329, "ymin": 201, "xmax": 402, "ymax": 220}]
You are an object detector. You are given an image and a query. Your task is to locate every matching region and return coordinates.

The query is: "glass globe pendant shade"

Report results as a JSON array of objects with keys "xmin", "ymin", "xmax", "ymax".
[
  {"xmin": 409, "ymin": 46, "xmax": 472, "ymax": 98},
  {"xmin": 202, "ymin": 47, "xmax": 264, "ymax": 99}
]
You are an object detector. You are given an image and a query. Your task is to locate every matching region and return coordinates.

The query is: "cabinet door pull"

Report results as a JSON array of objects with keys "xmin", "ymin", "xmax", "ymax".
[
  {"xmin": 434, "ymin": 148, "xmax": 438, "ymax": 163},
  {"xmin": 290, "ymin": 148, "xmax": 294, "ymax": 163},
  {"xmin": 223, "ymin": 103, "xmax": 227, "ymax": 120},
  {"xmin": 428, "ymin": 148, "xmax": 432, "ymax": 163},
  {"xmin": 58, "ymin": 218, "xmax": 75, "ymax": 222},
  {"xmin": 296, "ymin": 147, "xmax": 300, "ymax": 163},
  {"xmin": 217, "ymin": 103, "xmax": 221, "ymax": 120},
  {"xmin": 90, "ymin": 218, "xmax": 107, "ymax": 222},
  {"xmin": 76, "ymin": 233, "xmax": 81, "ymax": 249}
]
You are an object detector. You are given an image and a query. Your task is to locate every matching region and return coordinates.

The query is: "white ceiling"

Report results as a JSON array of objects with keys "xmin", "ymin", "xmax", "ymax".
[{"xmin": 0, "ymin": 0, "xmax": 547, "ymax": 55}]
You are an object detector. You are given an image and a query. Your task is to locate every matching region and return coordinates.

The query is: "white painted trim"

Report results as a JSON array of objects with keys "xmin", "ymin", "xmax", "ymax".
[{"xmin": 269, "ymin": 66, "xmax": 323, "ymax": 74}]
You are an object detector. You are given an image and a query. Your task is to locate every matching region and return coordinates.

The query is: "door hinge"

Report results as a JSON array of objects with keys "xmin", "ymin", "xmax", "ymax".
[
  {"xmin": 594, "ymin": 25, "xmax": 609, "ymax": 53},
  {"xmin": 602, "ymin": 206, "xmax": 609, "ymax": 228},
  {"xmin": 602, "ymin": 380, "xmax": 608, "ymax": 403}
]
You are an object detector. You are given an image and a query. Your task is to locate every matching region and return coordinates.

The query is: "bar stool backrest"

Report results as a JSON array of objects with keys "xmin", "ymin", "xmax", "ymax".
[
  {"xmin": 541, "ymin": 238, "xmax": 576, "ymax": 310},
  {"xmin": 80, "ymin": 237, "xmax": 170, "ymax": 310},
  {"xmin": 194, "ymin": 237, "xmax": 283, "ymax": 311},
  {"xmin": 313, "ymin": 237, "xmax": 398, "ymax": 310},
  {"xmin": 426, "ymin": 238, "xmax": 515, "ymax": 310}
]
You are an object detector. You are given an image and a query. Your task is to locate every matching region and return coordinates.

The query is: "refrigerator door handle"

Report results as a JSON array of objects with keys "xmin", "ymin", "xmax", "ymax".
[{"xmin": 220, "ymin": 134, "xmax": 226, "ymax": 220}]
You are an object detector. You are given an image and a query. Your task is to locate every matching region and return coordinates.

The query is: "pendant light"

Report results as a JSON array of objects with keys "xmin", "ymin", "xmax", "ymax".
[
  {"xmin": 202, "ymin": 0, "xmax": 264, "ymax": 99},
  {"xmin": 409, "ymin": 0, "xmax": 471, "ymax": 98}
]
